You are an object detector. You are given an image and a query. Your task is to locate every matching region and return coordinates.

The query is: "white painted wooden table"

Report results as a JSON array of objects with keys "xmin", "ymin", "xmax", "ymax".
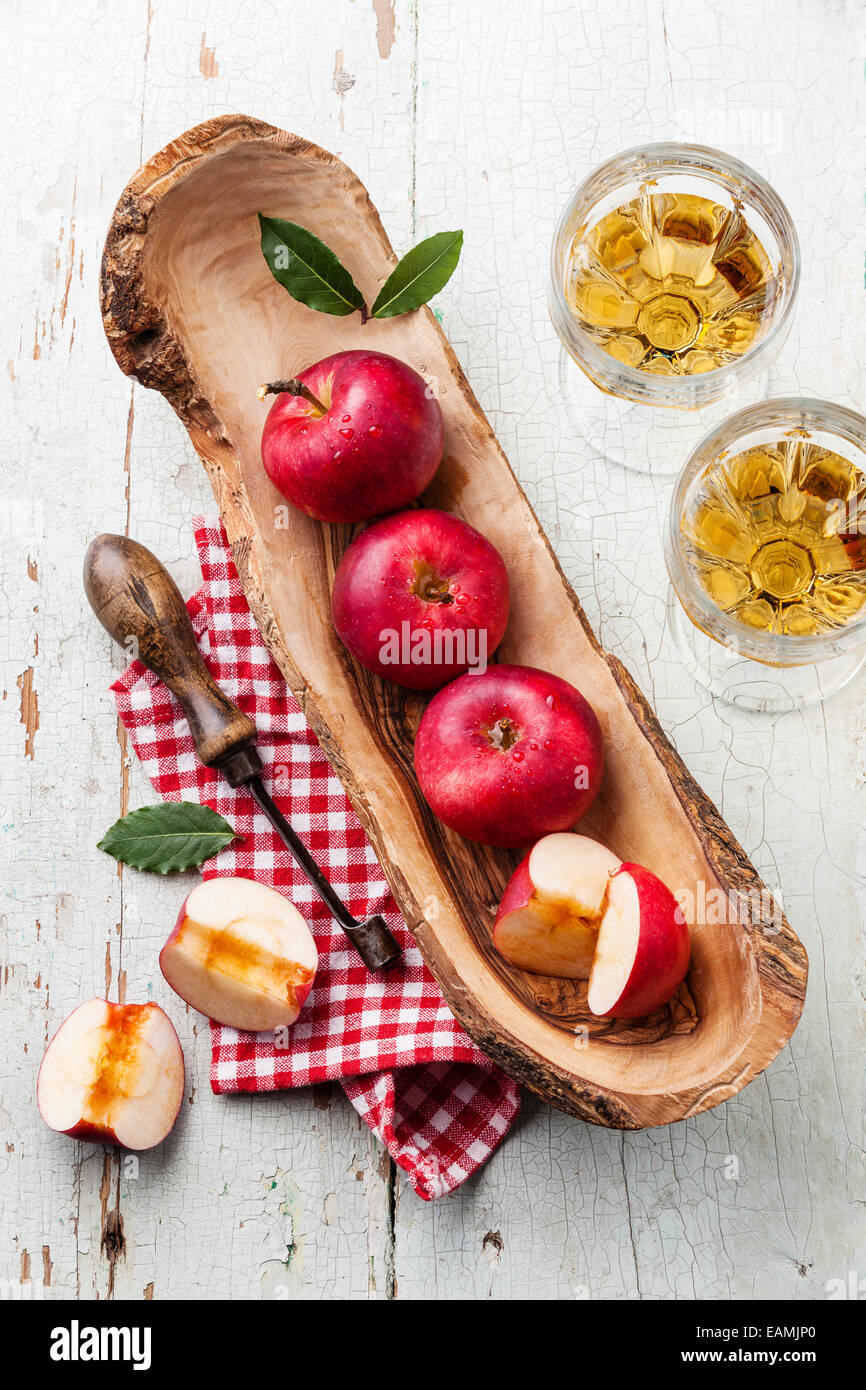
[{"xmin": 2, "ymin": 0, "xmax": 864, "ymax": 1301}]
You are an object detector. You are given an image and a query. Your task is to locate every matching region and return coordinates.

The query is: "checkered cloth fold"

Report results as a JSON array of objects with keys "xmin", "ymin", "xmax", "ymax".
[{"xmin": 111, "ymin": 518, "xmax": 520, "ymax": 1200}]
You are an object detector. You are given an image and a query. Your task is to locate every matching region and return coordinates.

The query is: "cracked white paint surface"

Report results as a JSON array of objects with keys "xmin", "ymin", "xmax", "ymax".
[{"xmin": 0, "ymin": 0, "xmax": 863, "ymax": 1300}]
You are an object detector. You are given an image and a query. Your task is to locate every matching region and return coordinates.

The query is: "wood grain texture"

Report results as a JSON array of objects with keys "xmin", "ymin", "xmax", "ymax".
[{"xmin": 98, "ymin": 114, "xmax": 806, "ymax": 1128}]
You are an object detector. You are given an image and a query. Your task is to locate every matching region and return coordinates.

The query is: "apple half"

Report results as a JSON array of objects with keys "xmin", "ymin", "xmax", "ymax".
[
  {"xmin": 160, "ymin": 876, "xmax": 318, "ymax": 1033},
  {"xmin": 494, "ymin": 834, "xmax": 690, "ymax": 1018},
  {"xmin": 37, "ymin": 999, "xmax": 185, "ymax": 1151}
]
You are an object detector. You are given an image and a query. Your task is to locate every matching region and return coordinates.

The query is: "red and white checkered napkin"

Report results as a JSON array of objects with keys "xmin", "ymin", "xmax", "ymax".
[{"xmin": 111, "ymin": 518, "xmax": 520, "ymax": 1200}]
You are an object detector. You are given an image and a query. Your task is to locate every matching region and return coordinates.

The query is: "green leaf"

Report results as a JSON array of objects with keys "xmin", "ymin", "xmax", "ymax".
[
  {"xmin": 371, "ymin": 230, "xmax": 463, "ymax": 319},
  {"xmin": 97, "ymin": 802, "xmax": 238, "ymax": 874},
  {"xmin": 258, "ymin": 214, "xmax": 365, "ymax": 317}
]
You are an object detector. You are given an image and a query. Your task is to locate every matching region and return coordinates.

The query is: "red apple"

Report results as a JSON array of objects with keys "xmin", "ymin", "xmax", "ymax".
[
  {"xmin": 159, "ymin": 877, "xmax": 318, "ymax": 1032},
  {"xmin": 587, "ymin": 863, "xmax": 690, "ymax": 1018},
  {"xmin": 414, "ymin": 664, "xmax": 604, "ymax": 847},
  {"xmin": 331, "ymin": 508, "xmax": 510, "ymax": 689},
  {"xmin": 260, "ymin": 350, "xmax": 444, "ymax": 523},
  {"xmin": 494, "ymin": 833, "xmax": 621, "ymax": 977},
  {"xmin": 37, "ymin": 999, "xmax": 184, "ymax": 1151}
]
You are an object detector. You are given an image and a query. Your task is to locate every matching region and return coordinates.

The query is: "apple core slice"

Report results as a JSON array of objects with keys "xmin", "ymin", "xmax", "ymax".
[
  {"xmin": 528, "ymin": 833, "xmax": 620, "ymax": 917},
  {"xmin": 37, "ymin": 999, "xmax": 185, "ymax": 1151},
  {"xmin": 493, "ymin": 833, "xmax": 621, "ymax": 978},
  {"xmin": 160, "ymin": 876, "xmax": 318, "ymax": 1033}
]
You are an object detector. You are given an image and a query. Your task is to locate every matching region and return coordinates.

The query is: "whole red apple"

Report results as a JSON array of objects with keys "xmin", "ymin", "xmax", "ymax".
[
  {"xmin": 331, "ymin": 508, "xmax": 510, "ymax": 690},
  {"xmin": 414, "ymin": 664, "xmax": 605, "ymax": 847},
  {"xmin": 260, "ymin": 350, "xmax": 444, "ymax": 523}
]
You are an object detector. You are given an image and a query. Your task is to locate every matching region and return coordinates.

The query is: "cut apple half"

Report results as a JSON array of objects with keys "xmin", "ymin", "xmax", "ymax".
[
  {"xmin": 494, "ymin": 836, "xmax": 691, "ymax": 1018},
  {"xmin": 493, "ymin": 833, "xmax": 622, "ymax": 979},
  {"xmin": 37, "ymin": 999, "xmax": 185, "ymax": 1151},
  {"xmin": 160, "ymin": 876, "xmax": 318, "ymax": 1033}
]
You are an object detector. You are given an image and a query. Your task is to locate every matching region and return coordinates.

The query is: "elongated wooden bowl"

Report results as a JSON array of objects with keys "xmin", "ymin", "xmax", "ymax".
[{"xmin": 100, "ymin": 116, "xmax": 807, "ymax": 1127}]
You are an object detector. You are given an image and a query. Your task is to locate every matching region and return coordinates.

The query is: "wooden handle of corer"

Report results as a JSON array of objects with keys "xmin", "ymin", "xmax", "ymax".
[{"xmin": 83, "ymin": 533, "xmax": 258, "ymax": 776}]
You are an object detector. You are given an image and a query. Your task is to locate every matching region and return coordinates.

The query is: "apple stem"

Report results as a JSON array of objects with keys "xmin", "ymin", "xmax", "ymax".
[
  {"xmin": 486, "ymin": 717, "xmax": 519, "ymax": 751},
  {"xmin": 419, "ymin": 581, "xmax": 454, "ymax": 605},
  {"xmin": 360, "ymin": 304, "xmax": 370, "ymax": 324},
  {"xmin": 257, "ymin": 379, "xmax": 328, "ymax": 414}
]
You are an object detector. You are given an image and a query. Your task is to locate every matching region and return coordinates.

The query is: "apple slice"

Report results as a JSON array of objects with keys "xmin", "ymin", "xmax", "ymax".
[
  {"xmin": 160, "ymin": 876, "xmax": 318, "ymax": 1033},
  {"xmin": 587, "ymin": 864, "xmax": 691, "ymax": 1019},
  {"xmin": 493, "ymin": 834, "xmax": 622, "ymax": 978},
  {"xmin": 37, "ymin": 999, "xmax": 185, "ymax": 1151}
]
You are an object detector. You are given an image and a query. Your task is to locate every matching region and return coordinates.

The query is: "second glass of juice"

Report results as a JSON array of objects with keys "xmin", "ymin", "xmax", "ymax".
[{"xmin": 549, "ymin": 144, "xmax": 800, "ymax": 475}]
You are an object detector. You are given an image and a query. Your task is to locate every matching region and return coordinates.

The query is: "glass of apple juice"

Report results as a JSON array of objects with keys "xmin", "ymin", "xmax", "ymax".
[
  {"xmin": 664, "ymin": 398, "xmax": 866, "ymax": 711},
  {"xmin": 548, "ymin": 144, "xmax": 800, "ymax": 475}
]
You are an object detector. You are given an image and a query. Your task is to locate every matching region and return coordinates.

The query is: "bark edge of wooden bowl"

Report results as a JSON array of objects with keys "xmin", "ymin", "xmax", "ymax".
[{"xmin": 99, "ymin": 115, "xmax": 808, "ymax": 1128}]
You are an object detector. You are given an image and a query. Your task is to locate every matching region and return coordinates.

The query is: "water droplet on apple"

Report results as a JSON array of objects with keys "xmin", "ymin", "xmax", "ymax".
[
  {"xmin": 512, "ymin": 749, "xmax": 524, "ymax": 762},
  {"xmin": 529, "ymin": 742, "xmax": 538, "ymax": 751},
  {"xmin": 544, "ymin": 738, "xmax": 555, "ymax": 750},
  {"xmin": 333, "ymin": 451, "xmax": 342, "ymax": 461},
  {"xmin": 340, "ymin": 427, "xmax": 354, "ymax": 440},
  {"xmin": 368, "ymin": 425, "xmax": 383, "ymax": 438},
  {"xmin": 342, "ymin": 414, "xmax": 352, "ymax": 422}
]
